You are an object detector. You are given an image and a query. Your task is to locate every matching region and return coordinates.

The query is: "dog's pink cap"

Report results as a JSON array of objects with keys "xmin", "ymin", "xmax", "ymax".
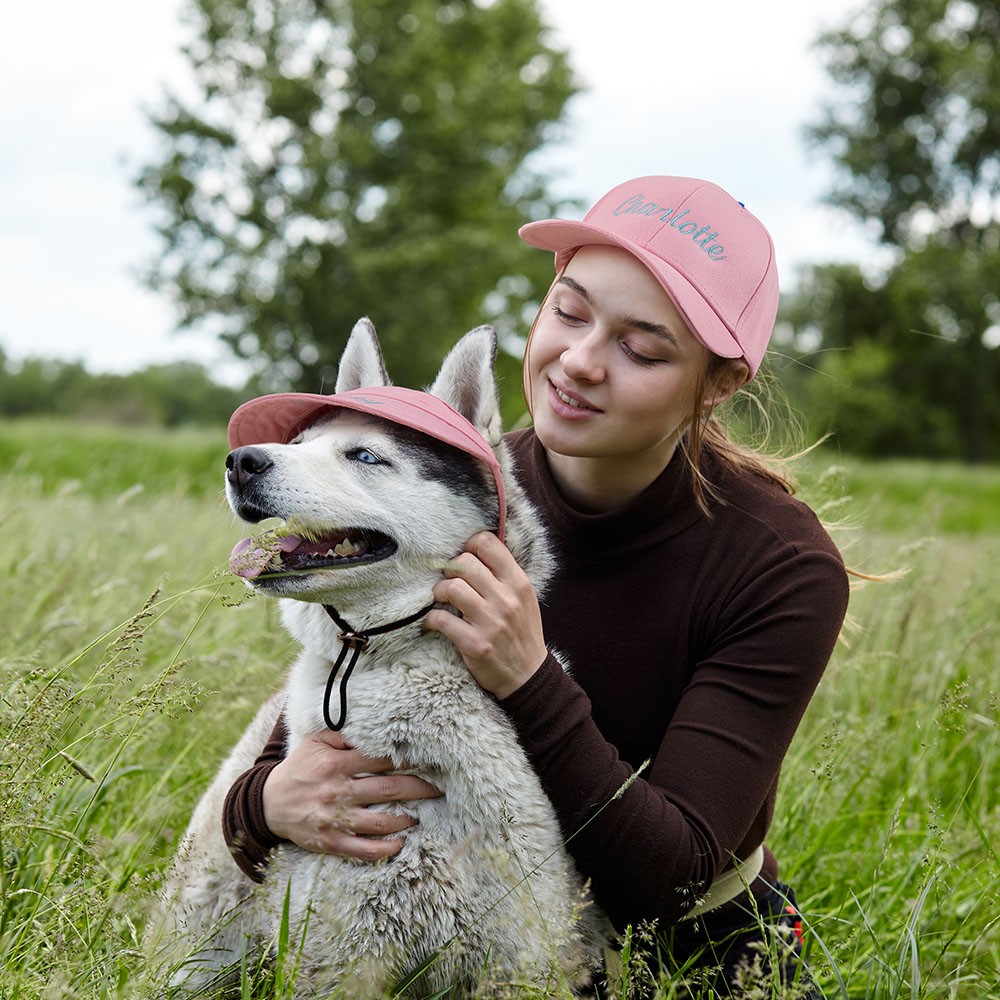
[
  {"xmin": 519, "ymin": 175, "xmax": 778, "ymax": 378},
  {"xmin": 228, "ymin": 385, "xmax": 506, "ymax": 541}
]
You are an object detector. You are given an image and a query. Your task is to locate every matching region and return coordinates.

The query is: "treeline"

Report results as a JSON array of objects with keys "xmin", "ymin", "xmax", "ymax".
[
  {"xmin": 0, "ymin": 352, "xmax": 250, "ymax": 428},
  {"xmin": 4, "ymin": 342, "xmax": 999, "ymax": 465}
]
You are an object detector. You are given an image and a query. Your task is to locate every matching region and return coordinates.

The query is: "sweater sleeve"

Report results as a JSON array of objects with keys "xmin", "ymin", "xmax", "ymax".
[
  {"xmin": 222, "ymin": 715, "xmax": 289, "ymax": 882},
  {"xmin": 499, "ymin": 543, "xmax": 849, "ymax": 932}
]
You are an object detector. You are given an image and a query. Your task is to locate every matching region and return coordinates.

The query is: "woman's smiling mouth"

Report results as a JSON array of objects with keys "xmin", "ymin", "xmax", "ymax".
[{"xmin": 550, "ymin": 380, "xmax": 601, "ymax": 413}]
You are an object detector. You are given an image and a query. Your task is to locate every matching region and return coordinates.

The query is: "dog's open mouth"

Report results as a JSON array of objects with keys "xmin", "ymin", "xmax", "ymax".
[{"xmin": 230, "ymin": 525, "xmax": 397, "ymax": 580}]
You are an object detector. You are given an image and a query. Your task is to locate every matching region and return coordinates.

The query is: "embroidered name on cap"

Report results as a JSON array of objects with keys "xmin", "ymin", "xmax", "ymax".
[{"xmin": 613, "ymin": 194, "xmax": 727, "ymax": 261}]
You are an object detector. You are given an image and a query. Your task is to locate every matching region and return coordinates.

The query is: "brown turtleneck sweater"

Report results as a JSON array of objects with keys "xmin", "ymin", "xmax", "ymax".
[{"xmin": 221, "ymin": 430, "xmax": 849, "ymax": 932}]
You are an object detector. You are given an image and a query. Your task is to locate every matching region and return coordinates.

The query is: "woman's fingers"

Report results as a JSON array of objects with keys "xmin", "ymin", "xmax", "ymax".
[
  {"xmin": 297, "ymin": 777, "xmax": 442, "ymax": 858},
  {"xmin": 426, "ymin": 533, "xmax": 548, "ymax": 699},
  {"xmin": 261, "ymin": 732, "xmax": 442, "ymax": 859},
  {"xmin": 347, "ymin": 772, "xmax": 443, "ymax": 808},
  {"xmin": 318, "ymin": 831, "xmax": 407, "ymax": 863},
  {"xmin": 442, "ymin": 533, "xmax": 522, "ymax": 593}
]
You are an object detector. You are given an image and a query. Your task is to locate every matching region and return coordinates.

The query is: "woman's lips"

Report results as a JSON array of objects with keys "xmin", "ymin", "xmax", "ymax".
[{"xmin": 548, "ymin": 379, "xmax": 601, "ymax": 416}]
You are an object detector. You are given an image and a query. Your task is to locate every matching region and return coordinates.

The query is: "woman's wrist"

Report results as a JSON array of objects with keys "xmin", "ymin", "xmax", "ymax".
[{"xmin": 489, "ymin": 650, "xmax": 549, "ymax": 701}]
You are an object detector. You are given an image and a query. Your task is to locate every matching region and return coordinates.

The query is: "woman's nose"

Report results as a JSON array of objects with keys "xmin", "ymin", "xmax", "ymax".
[{"xmin": 560, "ymin": 334, "xmax": 606, "ymax": 383}]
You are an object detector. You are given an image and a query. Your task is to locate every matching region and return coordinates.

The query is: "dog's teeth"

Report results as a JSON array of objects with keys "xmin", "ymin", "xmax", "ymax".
[{"xmin": 333, "ymin": 539, "xmax": 361, "ymax": 557}]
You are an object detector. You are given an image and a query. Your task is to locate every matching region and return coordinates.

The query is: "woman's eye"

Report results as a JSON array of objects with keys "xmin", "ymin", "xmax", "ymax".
[
  {"xmin": 552, "ymin": 304, "xmax": 585, "ymax": 324},
  {"xmin": 347, "ymin": 448, "xmax": 382, "ymax": 465},
  {"xmin": 621, "ymin": 342, "xmax": 662, "ymax": 366}
]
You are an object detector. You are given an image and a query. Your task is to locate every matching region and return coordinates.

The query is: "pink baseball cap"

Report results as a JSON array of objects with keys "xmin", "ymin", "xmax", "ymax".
[
  {"xmin": 228, "ymin": 385, "xmax": 506, "ymax": 541},
  {"xmin": 519, "ymin": 176, "xmax": 779, "ymax": 377}
]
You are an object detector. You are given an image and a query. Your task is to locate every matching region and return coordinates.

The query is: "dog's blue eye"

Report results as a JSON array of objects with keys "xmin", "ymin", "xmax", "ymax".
[{"xmin": 348, "ymin": 448, "xmax": 381, "ymax": 465}]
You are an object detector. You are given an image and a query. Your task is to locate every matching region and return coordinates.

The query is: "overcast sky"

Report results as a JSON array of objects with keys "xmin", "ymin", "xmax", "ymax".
[{"xmin": 0, "ymin": 0, "xmax": 875, "ymax": 382}]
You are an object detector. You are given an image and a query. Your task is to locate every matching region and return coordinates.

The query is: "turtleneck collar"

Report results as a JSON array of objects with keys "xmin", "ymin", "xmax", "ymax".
[{"xmin": 509, "ymin": 430, "xmax": 713, "ymax": 559}]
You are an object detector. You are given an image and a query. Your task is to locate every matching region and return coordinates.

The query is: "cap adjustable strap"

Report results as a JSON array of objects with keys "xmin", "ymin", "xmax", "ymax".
[{"xmin": 320, "ymin": 603, "xmax": 434, "ymax": 731}]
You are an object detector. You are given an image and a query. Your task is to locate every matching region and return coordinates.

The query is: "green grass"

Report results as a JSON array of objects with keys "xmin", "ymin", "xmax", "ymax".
[
  {"xmin": 1, "ymin": 418, "xmax": 998, "ymax": 998},
  {"xmin": 0, "ymin": 417, "xmax": 227, "ymax": 499},
  {"xmin": 797, "ymin": 453, "xmax": 1000, "ymax": 535}
]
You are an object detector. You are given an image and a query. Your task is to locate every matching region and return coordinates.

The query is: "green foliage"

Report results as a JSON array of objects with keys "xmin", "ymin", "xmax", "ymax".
[
  {"xmin": 779, "ymin": 250, "xmax": 1000, "ymax": 462},
  {"xmin": 795, "ymin": 452, "xmax": 1000, "ymax": 534},
  {"xmin": 137, "ymin": 0, "xmax": 578, "ymax": 405},
  {"xmin": 1, "ymin": 421, "xmax": 999, "ymax": 997},
  {"xmin": 0, "ymin": 349, "xmax": 250, "ymax": 429},
  {"xmin": 808, "ymin": 0, "xmax": 1000, "ymax": 247},
  {"xmin": 787, "ymin": 0, "xmax": 1000, "ymax": 462},
  {"xmin": 0, "ymin": 345, "xmax": 531, "ymax": 434},
  {"xmin": 0, "ymin": 417, "xmax": 228, "ymax": 499}
]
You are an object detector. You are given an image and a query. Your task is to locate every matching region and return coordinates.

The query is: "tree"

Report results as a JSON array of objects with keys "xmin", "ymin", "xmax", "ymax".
[
  {"xmin": 781, "ymin": 255, "xmax": 1000, "ymax": 460},
  {"xmin": 786, "ymin": 0, "xmax": 1000, "ymax": 461},
  {"xmin": 138, "ymin": 0, "xmax": 576, "ymax": 416},
  {"xmin": 808, "ymin": 0, "xmax": 1000, "ymax": 247}
]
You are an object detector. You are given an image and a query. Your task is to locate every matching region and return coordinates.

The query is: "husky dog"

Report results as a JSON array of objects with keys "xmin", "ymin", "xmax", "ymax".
[{"xmin": 151, "ymin": 321, "xmax": 607, "ymax": 998}]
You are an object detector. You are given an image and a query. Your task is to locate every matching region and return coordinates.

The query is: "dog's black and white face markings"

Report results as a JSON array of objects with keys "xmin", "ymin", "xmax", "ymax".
[{"xmin": 225, "ymin": 408, "xmax": 498, "ymax": 596}]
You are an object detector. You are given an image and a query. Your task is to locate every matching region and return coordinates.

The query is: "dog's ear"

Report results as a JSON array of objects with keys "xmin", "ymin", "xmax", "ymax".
[
  {"xmin": 335, "ymin": 318, "xmax": 391, "ymax": 393},
  {"xmin": 429, "ymin": 326, "xmax": 503, "ymax": 446}
]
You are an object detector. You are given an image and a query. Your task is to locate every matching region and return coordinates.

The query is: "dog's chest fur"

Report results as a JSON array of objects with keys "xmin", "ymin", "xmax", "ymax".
[
  {"xmin": 272, "ymin": 640, "xmax": 596, "ymax": 995},
  {"xmin": 284, "ymin": 640, "xmax": 560, "ymax": 850}
]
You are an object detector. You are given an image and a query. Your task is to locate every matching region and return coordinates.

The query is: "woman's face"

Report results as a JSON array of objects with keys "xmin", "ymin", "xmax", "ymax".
[{"xmin": 526, "ymin": 245, "xmax": 713, "ymax": 482}]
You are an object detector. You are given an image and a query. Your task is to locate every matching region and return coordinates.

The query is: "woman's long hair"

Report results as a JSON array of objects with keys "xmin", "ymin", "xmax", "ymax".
[{"xmin": 680, "ymin": 353, "xmax": 797, "ymax": 515}]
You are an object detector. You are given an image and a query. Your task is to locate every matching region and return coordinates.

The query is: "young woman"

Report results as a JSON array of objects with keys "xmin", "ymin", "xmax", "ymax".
[{"xmin": 223, "ymin": 176, "xmax": 849, "ymax": 995}]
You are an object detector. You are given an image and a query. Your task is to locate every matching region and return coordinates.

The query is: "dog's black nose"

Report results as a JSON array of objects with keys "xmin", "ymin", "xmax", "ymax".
[{"xmin": 226, "ymin": 446, "xmax": 274, "ymax": 488}]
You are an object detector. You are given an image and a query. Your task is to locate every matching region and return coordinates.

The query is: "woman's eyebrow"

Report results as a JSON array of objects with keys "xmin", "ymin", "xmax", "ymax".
[
  {"xmin": 556, "ymin": 276, "xmax": 680, "ymax": 347},
  {"xmin": 622, "ymin": 315, "xmax": 680, "ymax": 347},
  {"xmin": 556, "ymin": 275, "xmax": 592, "ymax": 302}
]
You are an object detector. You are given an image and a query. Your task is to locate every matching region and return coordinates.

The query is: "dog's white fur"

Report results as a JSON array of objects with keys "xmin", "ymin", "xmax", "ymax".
[{"xmin": 149, "ymin": 321, "xmax": 607, "ymax": 997}]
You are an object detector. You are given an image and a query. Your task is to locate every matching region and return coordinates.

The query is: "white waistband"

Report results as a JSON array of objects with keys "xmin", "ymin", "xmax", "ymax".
[{"xmin": 679, "ymin": 844, "xmax": 765, "ymax": 921}]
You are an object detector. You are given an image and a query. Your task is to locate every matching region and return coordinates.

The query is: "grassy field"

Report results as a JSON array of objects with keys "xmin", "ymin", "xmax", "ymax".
[{"xmin": 1, "ymin": 418, "xmax": 997, "ymax": 998}]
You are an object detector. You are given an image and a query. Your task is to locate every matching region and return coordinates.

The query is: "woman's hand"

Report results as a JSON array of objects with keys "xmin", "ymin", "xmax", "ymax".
[
  {"xmin": 425, "ymin": 530, "xmax": 549, "ymax": 700},
  {"xmin": 261, "ymin": 730, "xmax": 442, "ymax": 862}
]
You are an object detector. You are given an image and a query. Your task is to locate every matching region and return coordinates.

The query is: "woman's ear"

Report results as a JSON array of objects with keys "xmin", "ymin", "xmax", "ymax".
[{"xmin": 702, "ymin": 360, "xmax": 750, "ymax": 411}]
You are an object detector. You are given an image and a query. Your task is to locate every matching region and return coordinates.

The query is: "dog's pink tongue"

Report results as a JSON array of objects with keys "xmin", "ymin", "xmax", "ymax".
[{"xmin": 229, "ymin": 535, "xmax": 301, "ymax": 579}]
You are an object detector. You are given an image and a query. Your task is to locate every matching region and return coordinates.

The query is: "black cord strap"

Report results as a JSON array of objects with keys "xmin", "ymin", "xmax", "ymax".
[{"xmin": 321, "ymin": 603, "xmax": 434, "ymax": 731}]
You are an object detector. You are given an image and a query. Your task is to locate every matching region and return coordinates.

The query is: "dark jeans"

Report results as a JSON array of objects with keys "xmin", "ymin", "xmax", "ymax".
[
  {"xmin": 661, "ymin": 882, "xmax": 818, "ymax": 997},
  {"xmin": 601, "ymin": 882, "xmax": 820, "ymax": 998}
]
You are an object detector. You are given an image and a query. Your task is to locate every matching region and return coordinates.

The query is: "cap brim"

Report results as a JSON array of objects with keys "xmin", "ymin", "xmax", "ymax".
[
  {"xmin": 519, "ymin": 219, "xmax": 744, "ymax": 363},
  {"xmin": 228, "ymin": 394, "xmax": 343, "ymax": 449}
]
